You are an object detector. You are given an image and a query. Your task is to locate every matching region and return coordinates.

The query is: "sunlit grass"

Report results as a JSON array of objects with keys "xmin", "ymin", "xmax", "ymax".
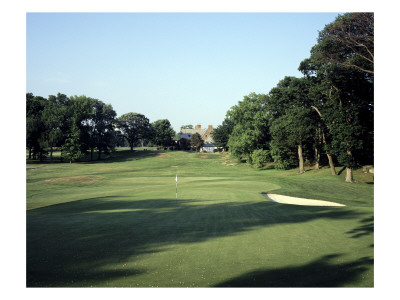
[{"xmin": 26, "ymin": 149, "xmax": 373, "ymax": 287}]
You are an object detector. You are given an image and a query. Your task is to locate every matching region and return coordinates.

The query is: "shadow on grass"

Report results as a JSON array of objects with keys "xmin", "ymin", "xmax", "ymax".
[
  {"xmin": 83, "ymin": 149, "xmax": 163, "ymax": 164},
  {"xmin": 27, "ymin": 197, "xmax": 369, "ymax": 287},
  {"xmin": 26, "ymin": 149, "xmax": 164, "ymax": 166},
  {"xmin": 214, "ymin": 254, "xmax": 373, "ymax": 287},
  {"xmin": 346, "ymin": 216, "xmax": 374, "ymax": 238}
]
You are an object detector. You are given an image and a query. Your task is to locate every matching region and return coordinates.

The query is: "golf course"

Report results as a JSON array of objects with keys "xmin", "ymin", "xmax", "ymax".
[{"xmin": 26, "ymin": 148, "xmax": 374, "ymax": 287}]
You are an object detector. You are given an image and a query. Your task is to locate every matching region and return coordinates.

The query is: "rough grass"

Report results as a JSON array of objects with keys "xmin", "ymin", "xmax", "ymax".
[{"xmin": 26, "ymin": 149, "xmax": 373, "ymax": 287}]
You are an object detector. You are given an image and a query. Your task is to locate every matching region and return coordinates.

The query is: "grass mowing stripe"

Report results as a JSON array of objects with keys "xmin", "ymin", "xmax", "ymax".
[{"xmin": 27, "ymin": 149, "xmax": 373, "ymax": 287}]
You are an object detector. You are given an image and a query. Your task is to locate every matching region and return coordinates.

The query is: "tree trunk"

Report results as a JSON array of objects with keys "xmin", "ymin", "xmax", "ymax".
[
  {"xmin": 345, "ymin": 167, "xmax": 354, "ymax": 183},
  {"xmin": 130, "ymin": 144, "xmax": 134, "ymax": 151},
  {"xmin": 311, "ymin": 106, "xmax": 337, "ymax": 175},
  {"xmin": 345, "ymin": 150, "xmax": 354, "ymax": 183},
  {"xmin": 50, "ymin": 146, "xmax": 53, "ymax": 163},
  {"xmin": 28, "ymin": 147, "xmax": 32, "ymax": 159},
  {"xmin": 97, "ymin": 147, "xmax": 102, "ymax": 160},
  {"xmin": 298, "ymin": 143, "xmax": 305, "ymax": 174},
  {"xmin": 321, "ymin": 128, "xmax": 336, "ymax": 175},
  {"xmin": 314, "ymin": 148, "xmax": 320, "ymax": 170},
  {"xmin": 327, "ymin": 153, "xmax": 337, "ymax": 175}
]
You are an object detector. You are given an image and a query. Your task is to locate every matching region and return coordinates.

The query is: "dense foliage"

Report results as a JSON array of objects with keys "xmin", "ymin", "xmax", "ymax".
[
  {"xmin": 222, "ymin": 13, "xmax": 373, "ymax": 182},
  {"xmin": 26, "ymin": 93, "xmax": 174, "ymax": 162}
]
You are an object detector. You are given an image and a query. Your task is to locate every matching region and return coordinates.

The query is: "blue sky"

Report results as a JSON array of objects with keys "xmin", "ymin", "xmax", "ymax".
[{"xmin": 27, "ymin": 12, "xmax": 340, "ymax": 132}]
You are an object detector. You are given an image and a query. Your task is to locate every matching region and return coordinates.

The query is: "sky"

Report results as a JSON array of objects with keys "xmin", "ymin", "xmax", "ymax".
[{"xmin": 26, "ymin": 12, "xmax": 341, "ymax": 132}]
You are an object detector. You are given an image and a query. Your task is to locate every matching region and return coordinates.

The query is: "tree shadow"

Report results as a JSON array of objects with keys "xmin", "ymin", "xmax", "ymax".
[
  {"xmin": 85, "ymin": 149, "xmax": 163, "ymax": 164},
  {"xmin": 26, "ymin": 149, "xmax": 164, "ymax": 166},
  {"xmin": 213, "ymin": 254, "xmax": 373, "ymax": 287},
  {"xmin": 27, "ymin": 197, "xmax": 369, "ymax": 287},
  {"xmin": 337, "ymin": 166, "xmax": 346, "ymax": 175},
  {"xmin": 346, "ymin": 216, "xmax": 374, "ymax": 238}
]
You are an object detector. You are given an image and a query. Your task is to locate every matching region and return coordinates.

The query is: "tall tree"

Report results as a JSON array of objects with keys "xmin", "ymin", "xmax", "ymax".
[
  {"xmin": 118, "ymin": 113, "xmax": 151, "ymax": 151},
  {"xmin": 190, "ymin": 132, "xmax": 204, "ymax": 152},
  {"xmin": 26, "ymin": 93, "xmax": 47, "ymax": 161},
  {"xmin": 212, "ymin": 117, "xmax": 234, "ymax": 151},
  {"xmin": 43, "ymin": 93, "xmax": 70, "ymax": 162},
  {"xmin": 312, "ymin": 13, "xmax": 374, "ymax": 75},
  {"xmin": 67, "ymin": 95, "xmax": 97, "ymax": 161},
  {"xmin": 300, "ymin": 13, "xmax": 374, "ymax": 182},
  {"xmin": 151, "ymin": 119, "xmax": 175, "ymax": 147},
  {"xmin": 226, "ymin": 93, "xmax": 270, "ymax": 163},
  {"xmin": 90, "ymin": 100, "xmax": 117, "ymax": 160},
  {"xmin": 268, "ymin": 77, "xmax": 315, "ymax": 173},
  {"xmin": 61, "ymin": 122, "xmax": 85, "ymax": 163}
]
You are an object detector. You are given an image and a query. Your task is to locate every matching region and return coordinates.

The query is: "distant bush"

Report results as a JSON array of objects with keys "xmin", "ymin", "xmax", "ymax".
[{"xmin": 251, "ymin": 149, "xmax": 271, "ymax": 169}]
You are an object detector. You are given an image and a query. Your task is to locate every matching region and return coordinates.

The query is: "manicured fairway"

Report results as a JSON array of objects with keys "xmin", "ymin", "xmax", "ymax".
[{"xmin": 26, "ymin": 149, "xmax": 374, "ymax": 287}]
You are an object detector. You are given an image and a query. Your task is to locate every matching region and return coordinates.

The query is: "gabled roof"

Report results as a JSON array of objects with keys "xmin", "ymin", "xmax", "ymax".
[
  {"xmin": 180, "ymin": 125, "xmax": 214, "ymax": 143},
  {"xmin": 180, "ymin": 128, "xmax": 207, "ymax": 136}
]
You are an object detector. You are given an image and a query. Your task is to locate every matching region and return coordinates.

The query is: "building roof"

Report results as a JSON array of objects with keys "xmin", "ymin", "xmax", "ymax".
[{"xmin": 180, "ymin": 124, "xmax": 214, "ymax": 143}]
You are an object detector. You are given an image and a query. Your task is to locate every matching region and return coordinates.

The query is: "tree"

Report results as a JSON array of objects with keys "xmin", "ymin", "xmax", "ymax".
[
  {"xmin": 181, "ymin": 124, "xmax": 194, "ymax": 129},
  {"xmin": 226, "ymin": 93, "xmax": 270, "ymax": 163},
  {"xmin": 190, "ymin": 132, "xmax": 204, "ymax": 152},
  {"xmin": 43, "ymin": 93, "xmax": 70, "ymax": 162},
  {"xmin": 68, "ymin": 95, "xmax": 97, "ymax": 161},
  {"xmin": 26, "ymin": 93, "xmax": 47, "ymax": 161},
  {"xmin": 151, "ymin": 119, "xmax": 175, "ymax": 147},
  {"xmin": 268, "ymin": 77, "xmax": 316, "ymax": 173},
  {"xmin": 90, "ymin": 100, "xmax": 117, "ymax": 160},
  {"xmin": 212, "ymin": 117, "xmax": 234, "ymax": 151},
  {"xmin": 118, "ymin": 113, "xmax": 151, "ymax": 151},
  {"xmin": 61, "ymin": 122, "xmax": 85, "ymax": 163},
  {"xmin": 300, "ymin": 13, "xmax": 374, "ymax": 182},
  {"xmin": 269, "ymin": 106, "xmax": 314, "ymax": 173},
  {"xmin": 312, "ymin": 13, "xmax": 374, "ymax": 75}
]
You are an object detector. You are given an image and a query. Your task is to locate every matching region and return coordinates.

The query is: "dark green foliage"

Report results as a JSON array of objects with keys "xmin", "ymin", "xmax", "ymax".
[
  {"xmin": 268, "ymin": 77, "xmax": 316, "ymax": 172},
  {"xmin": 312, "ymin": 13, "xmax": 373, "ymax": 75},
  {"xmin": 212, "ymin": 117, "xmax": 234, "ymax": 151},
  {"xmin": 26, "ymin": 93, "xmax": 48, "ymax": 161},
  {"xmin": 296, "ymin": 13, "xmax": 374, "ymax": 179},
  {"xmin": 227, "ymin": 93, "xmax": 270, "ymax": 163},
  {"xmin": 118, "ymin": 113, "xmax": 151, "ymax": 151},
  {"xmin": 251, "ymin": 149, "xmax": 271, "ymax": 169},
  {"xmin": 190, "ymin": 132, "xmax": 204, "ymax": 152},
  {"xmin": 26, "ymin": 93, "xmax": 118, "ymax": 163},
  {"xmin": 181, "ymin": 124, "xmax": 193, "ymax": 129},
  {"xmin": 151, "ymin": 119, "xmax": 175, "ymax": 147},
  {"xmin": 61, "ymin": 123, "xmax": 85, "ymax": 163}
]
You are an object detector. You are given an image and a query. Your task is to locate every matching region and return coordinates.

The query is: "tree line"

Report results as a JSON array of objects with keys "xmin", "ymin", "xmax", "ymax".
[
  {"xmin": 212, "ymin": 13, "xmax": 373, "ymax": 182},
  {"xmin": 26, "ymin": 93, "xmax": 176, "ymax": 163}
]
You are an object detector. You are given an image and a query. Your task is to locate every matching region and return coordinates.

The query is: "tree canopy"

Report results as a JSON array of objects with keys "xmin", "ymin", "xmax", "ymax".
[
  {"xmin": 151, "ymin": 119, "xmax": 175, "ymax": 148},
  {"xmin": 118, "ymin": 113, "xmax": 151, "ymax": 151}
]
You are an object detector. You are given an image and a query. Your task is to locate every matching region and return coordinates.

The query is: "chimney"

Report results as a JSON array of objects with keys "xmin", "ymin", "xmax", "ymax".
[
  {"xmin": 195, "ymin": 124, "xmax": 201, "ymax": 130},
  {"xmin": 208, "ymin": 125, "xmax": 213, "ymax": 130}
]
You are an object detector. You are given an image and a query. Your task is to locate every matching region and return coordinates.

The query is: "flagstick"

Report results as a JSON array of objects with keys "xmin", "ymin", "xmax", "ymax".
[{"xmin": 175, "ymin": 174, "xmax": 178, "ymax": 202}]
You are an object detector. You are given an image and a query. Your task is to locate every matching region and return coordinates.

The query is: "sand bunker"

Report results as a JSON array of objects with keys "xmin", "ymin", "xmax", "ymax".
[{"xmin": 264, "ymin": 193, "xmax": 345, "ymax": 207}]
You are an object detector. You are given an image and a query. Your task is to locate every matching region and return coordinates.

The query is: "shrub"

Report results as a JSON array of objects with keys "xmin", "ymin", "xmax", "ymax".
[{"xmin": 251, "ymin": 149, "xmax": 271, "ymax": 169}]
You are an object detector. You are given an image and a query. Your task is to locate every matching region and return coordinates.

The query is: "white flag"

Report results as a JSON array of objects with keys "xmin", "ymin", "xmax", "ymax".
[{"xmin": 176, "ymin": 174, "xmax": 178, "ymax": 182}]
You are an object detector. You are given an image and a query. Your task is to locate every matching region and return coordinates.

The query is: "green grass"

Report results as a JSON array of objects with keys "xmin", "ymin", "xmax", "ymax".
[{"xmin": 26, "ymin": 149, "xmax": 374, "ymax": 287}]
